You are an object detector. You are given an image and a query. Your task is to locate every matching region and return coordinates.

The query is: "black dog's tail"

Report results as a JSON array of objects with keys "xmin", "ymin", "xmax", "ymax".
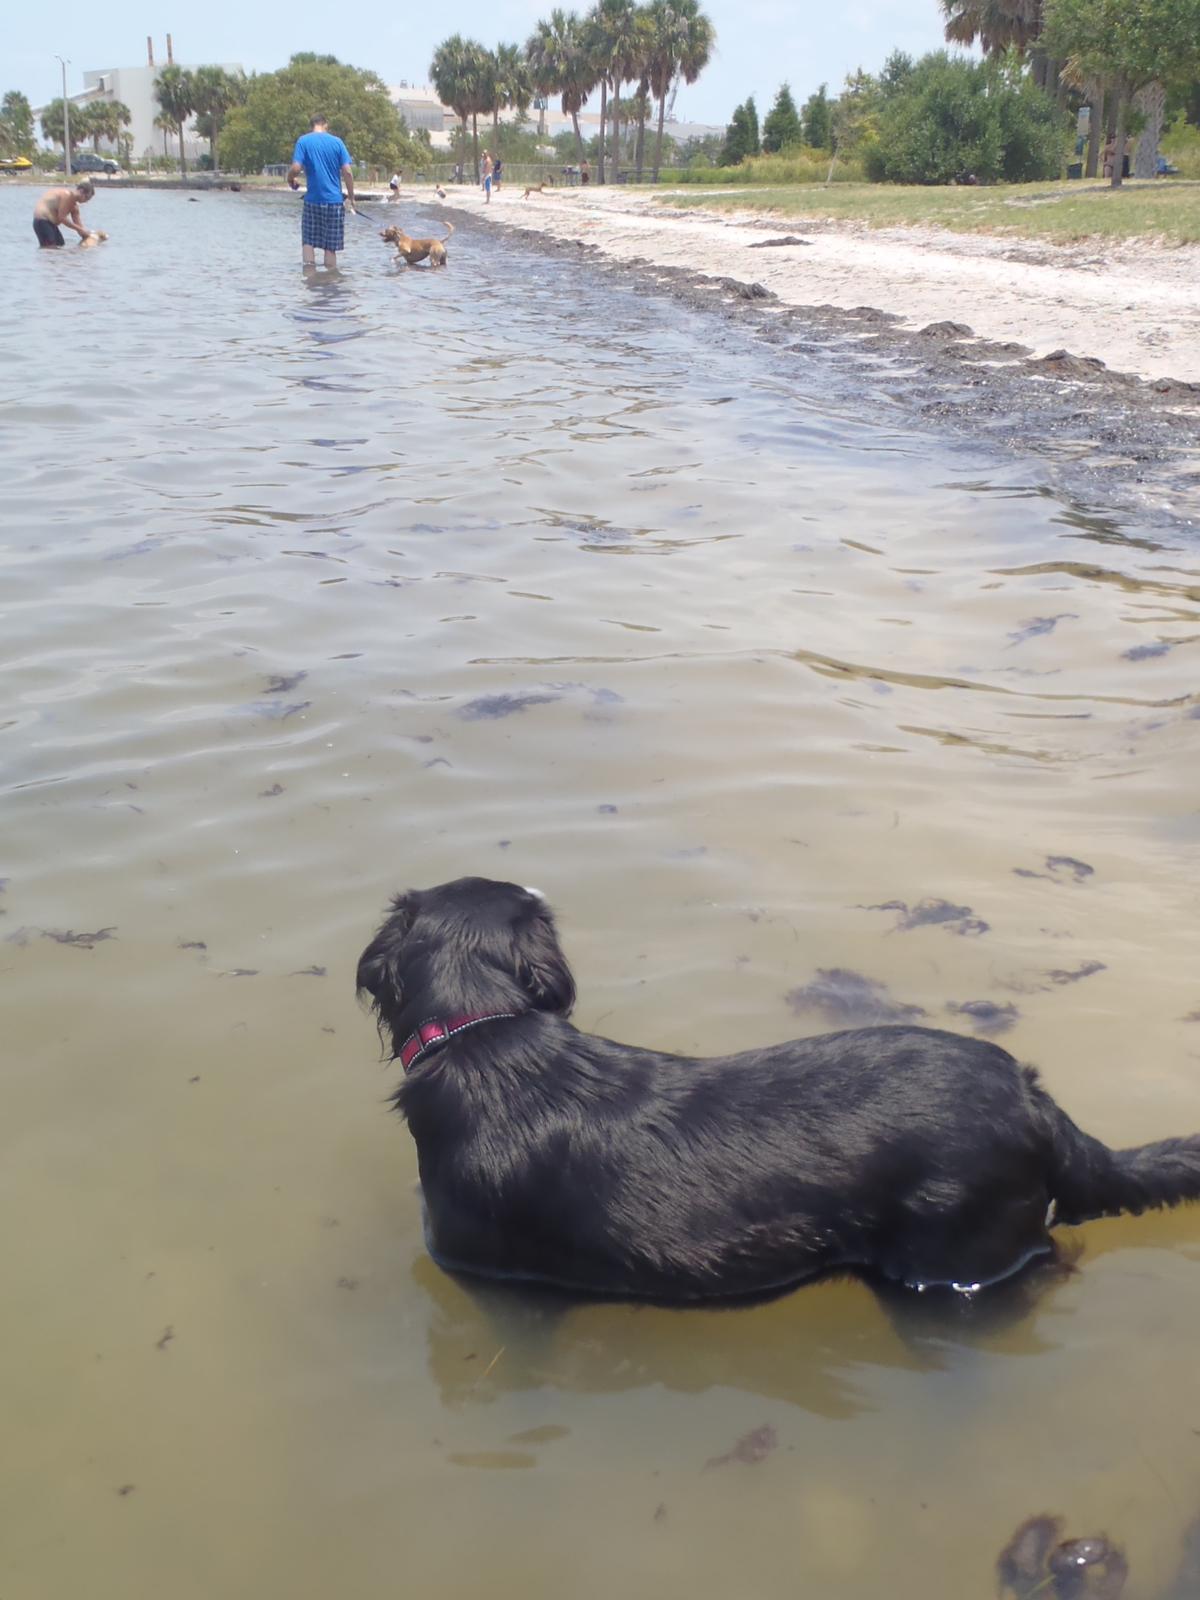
[{"xmin": 1025, "ymin": 1068, "xmax": 1200, "ymax": 1224}]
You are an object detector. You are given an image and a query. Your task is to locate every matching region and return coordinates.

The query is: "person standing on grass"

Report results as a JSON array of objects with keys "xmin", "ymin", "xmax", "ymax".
[
  {"xmin": 288, "ymin": 114, "xmax": 355, "ymax": 268},
  {"xmin": 481, "ymin": 148, "xmax": 493, "ymax": 203}
]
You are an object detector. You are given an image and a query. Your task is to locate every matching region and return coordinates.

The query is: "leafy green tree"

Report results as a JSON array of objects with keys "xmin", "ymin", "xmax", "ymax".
[
  {"xmin": 526, "ymin": 9, "xmax": 598, "ymax": 163},
  {"xmin": 762, "ymin": 82, "xmax": 803, "ymax": 151},
  {"xmin": 830, "ymin": 68, "xmax": 882, "ymax": 172},
  {"xmin": 1, "ymin": 90, "xmax": 35, "ymax": 156},
  {"xmin": 222, "ymin": 57, "xmax": 423, "ymax": 175},
  {"xmin": 801, "ymin": 82, "xmax": 831, "ymax": 148},
  {"xmin": 719, "ymin": 100, "xmax": 754, "ymax": 164},
  {"xmin": 866, "ymin": 51, "xmax": 1066, "ymax": 183},
  {"xmin": 1043, "ymin": 0, "xmax": 1200, "ymax": 186},
  {"xmin": 191, "ymin": 67, "xmax": 246, "ymax": 170},
  {"xmin": 155, "ymin": 65, "xmax": 196, "ymax": 174},
  {"xmin": 878, "ymin": 50, "xmax": 915, "ymax": 97},
  {"xmin": 744, "ymin": 93, "xmax": 760, "ymax": 154}
]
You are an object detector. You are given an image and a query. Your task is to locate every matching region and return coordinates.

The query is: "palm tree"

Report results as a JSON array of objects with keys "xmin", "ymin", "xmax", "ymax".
[
  {"xmin": 494, "ymin": 41, "xmax": 533, "ymax": 144},
  {"xmin": 190, "ymin": 67, "xmax": 244, "ymax": 171},
  {"xmin": 155, "ymin": 64, "xmax": 196, "ymax": 175},
  {"xmin": 40, "ymin": 98, "xmax": 78, "ymax": 161},
  {"xmin": 526, "ymin": 9, "xmax": 596, "ymax": 163},
  {"xmin": 586, "ymin": 0, "xmax": 641, "ymax": 182},
  {"xmin": 609, "ymin": 5, "xmax": 653, "ymax": 179},
  {"xmin": 630, "ymin": 79, "xmax": 653, "ymax": 178},
  {"xmin": 85, "ymin": 100, "xmax": 132, "ymax": 160},
  {"xmin": 430, "ymin": 35, "xmax": 490, "ymax": 179},
  {"xmin": 648, "ymin": 0, "xmax": 714, "ymax": 181},
  {"xmin": 941, "ymin": 0, "xmax": 1043, "ymax": 52},
  {"xmin": 478, "ymin": 49, "xmax": 502, "ymax": 147},
  {"xmin": 153, "ymin": 112, "xmax": 174, "ymax": 165},
  {"xmin": 107, "ymin": 101, "xmax": 133, "ymax": 167}
]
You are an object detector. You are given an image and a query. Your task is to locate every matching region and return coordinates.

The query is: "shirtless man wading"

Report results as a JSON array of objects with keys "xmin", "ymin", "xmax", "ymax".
[{"xmin": 33, "ymin": 181, "xmax": 95, "ymax": 248}]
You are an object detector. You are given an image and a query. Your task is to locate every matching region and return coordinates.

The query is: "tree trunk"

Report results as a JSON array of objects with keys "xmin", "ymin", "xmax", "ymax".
[
  {"xmin": 635, "ymin": 108, "xmax": 646, "ymax": 179},
  {"xmin": 1110, "ymin": 88, "xmax": 1128, "ymax": 189},
  {"xmin": 1133, "ymin": 81, "xmax": 1165, "ymax": 179},
  {"xmin": 571, "ymin": 109, "xmax": 584, "ymax": 162},
  {"xmin": 652, "ymin": 91, "xmax": 667, "ymax": 182},
  {"xmin": 1085, "ymin": 90, "xmax": 1103, "ymax": 178},
  {"xmin": 178, "ymin": 123, "xmax": 187, "ymax": 177},
  {"xmin": 611, "ymin": 96, "xmax": 620, "ymax": 182},
  {"xmin": 493, "ymin": 108, "xmax": 500, "ymax": 146},
  {"xmin": 471, "ymin": 112, "xmax": 479, "ymax": 181},
  {"xmin": 598, "ymin": 78, "xmax": 607, "ymax": 183}
]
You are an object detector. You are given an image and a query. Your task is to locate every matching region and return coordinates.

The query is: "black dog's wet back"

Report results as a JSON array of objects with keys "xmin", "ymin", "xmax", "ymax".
[{"xmin": 356, "ymin": 877, "xmax": 1200, "ymax": 1300}]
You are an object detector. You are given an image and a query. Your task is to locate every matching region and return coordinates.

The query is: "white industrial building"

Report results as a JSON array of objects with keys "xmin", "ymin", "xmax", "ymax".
[{"xmin": 38, "ymin": 38, "xmax": 244, "ymax": 166}]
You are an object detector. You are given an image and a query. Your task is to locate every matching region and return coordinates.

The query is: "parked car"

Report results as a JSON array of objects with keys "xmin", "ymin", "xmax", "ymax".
[
  {"xmin": 55, "ymin": 153, "xmax": 121, "ymax": 174},
  {"xmin": 0, "ymin": 155, "xmax": 34, "ymax": 172}
]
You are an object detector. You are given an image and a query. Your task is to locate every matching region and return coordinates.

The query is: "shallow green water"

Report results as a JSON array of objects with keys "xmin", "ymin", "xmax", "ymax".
[{"xmin": 3, "ymin": 186, "xmax": 1200, "ymax": 1600}]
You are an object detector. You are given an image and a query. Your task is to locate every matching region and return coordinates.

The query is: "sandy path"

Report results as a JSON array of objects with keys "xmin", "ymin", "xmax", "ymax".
[{"xmin": 424, "ymin": 183, "xmax": 1200, "ymax": 384}]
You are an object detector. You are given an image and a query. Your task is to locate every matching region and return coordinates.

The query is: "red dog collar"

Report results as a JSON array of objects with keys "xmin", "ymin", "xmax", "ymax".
[{"xmin": 399, "ymin": 1012, "xmax": 518, "ymax": 1071}]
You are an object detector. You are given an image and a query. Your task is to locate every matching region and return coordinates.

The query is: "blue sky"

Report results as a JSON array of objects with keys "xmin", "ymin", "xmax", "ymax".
[{"xmin": 8, "ymin": 0, "xmax": 952, "ymax": 126}]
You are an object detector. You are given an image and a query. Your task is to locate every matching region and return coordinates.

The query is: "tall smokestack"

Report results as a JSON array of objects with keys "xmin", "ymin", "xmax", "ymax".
[
  {"xmin": 166, "ymin": 33, "xmax": 174, "ymax": 64},
  {"xmin": 147, "ymin": 35, "xmax": 155, "ymax": 66}
]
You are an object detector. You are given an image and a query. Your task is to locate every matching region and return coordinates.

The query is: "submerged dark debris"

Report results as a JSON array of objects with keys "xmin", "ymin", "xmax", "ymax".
[
  {"xmin": 866, "ymin": 898, "xmax": 989, "ymax": 936},
  {"xmin": 947, "ymin": 999, "xmax": 1020, "ymax": 1036},
  {"xmin": 786, "ymin": 968, "xmax": 926, "ymax": 1025},
  {"xmin": 704, "ymin": 1424, "xmax": 778, "ymax": 1470}
]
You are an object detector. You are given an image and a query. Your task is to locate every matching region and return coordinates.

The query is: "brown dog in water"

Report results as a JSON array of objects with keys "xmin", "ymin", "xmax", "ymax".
[
  {"xmin": 80, "ymin": 231, "xmax": 108, "ymax": 249},
  {"xmin": 379, "ymin": 221, "xmax": 454, "ymax": 268}
]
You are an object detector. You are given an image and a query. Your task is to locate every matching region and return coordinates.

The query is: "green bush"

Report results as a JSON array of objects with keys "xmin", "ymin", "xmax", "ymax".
[
  {"xmin": 1162, "ymin": 115, "xmax": 1200, "ymax": 177},
  {"xmin": 674, "ymin": 149, "xmax": 866, "ymax": 183},
  {"xmin": 866, "ymin": 52, "xmax": 1068, "ymax": 184}
]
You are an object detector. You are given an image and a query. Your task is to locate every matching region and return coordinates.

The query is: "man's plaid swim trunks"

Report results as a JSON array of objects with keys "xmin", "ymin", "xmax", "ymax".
[{"xmin": 302, "ymin": 201, "xmax": 345, "ymax": 253}]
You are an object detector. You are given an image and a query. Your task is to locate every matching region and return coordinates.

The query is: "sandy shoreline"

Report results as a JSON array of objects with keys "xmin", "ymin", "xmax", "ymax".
[{"xmin": 422, "ymin": 183, "xmax": 1200, "ymax": 387}]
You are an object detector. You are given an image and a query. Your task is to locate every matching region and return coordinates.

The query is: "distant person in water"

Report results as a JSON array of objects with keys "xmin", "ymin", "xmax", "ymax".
[
  {"xmin": 32, "ymin": 181, "xmax": 95, "ymax": 248},
  {"xmin": 288, "ymin": 114, "xmax": 356, "ymax": 267}
]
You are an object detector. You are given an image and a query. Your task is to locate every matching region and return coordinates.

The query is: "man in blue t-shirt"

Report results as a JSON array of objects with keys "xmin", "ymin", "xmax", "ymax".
[{"xmin": 288, "ymin": 114, "xmax": 356, "ymax": 268}]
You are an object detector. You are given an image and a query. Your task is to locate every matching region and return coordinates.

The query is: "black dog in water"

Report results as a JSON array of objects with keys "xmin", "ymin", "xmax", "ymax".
[{"xmin": 356, "ymin": 877, "xmax": 1200, "ymax": 1300}]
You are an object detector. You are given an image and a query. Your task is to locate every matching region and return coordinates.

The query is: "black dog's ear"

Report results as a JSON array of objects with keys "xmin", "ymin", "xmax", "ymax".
[
  {"xmin": 514, "ymin": 905, "xmax": 576, "ymax": 1015},
  {"xmin": 355, "ymin": 894, "xmax": 415, "ymax": 1014}
]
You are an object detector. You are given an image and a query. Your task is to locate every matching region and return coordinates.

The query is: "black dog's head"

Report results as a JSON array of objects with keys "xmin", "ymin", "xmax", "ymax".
[{"xmin": 356, "ymin": 877, "xmax": 576, "ymax": 1049}]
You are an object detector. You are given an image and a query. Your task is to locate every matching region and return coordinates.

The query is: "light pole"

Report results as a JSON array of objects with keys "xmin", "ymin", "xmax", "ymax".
[{"xmin": 55, "ymin": 55, "xmax": 71, "ymax": 177}]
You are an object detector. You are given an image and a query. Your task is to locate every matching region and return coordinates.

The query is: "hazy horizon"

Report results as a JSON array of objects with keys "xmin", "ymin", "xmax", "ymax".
[{"xmin": 9, "ymin": 0, "xmax": 953, "ymax": 130}]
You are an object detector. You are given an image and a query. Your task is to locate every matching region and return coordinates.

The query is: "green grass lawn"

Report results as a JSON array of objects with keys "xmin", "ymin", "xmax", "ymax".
[{"xmin": 659, "ymin": 179, "xmax": 1200, "ymax": 246}]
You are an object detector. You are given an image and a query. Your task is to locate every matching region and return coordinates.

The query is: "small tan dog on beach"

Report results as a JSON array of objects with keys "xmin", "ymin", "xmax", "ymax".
[
  {"xmin": 379, "ymin": 221, "xmax": 454, "ymax": 268},
  {"xmin": 523, "ymin": 182, "xmax": 554, "ymax": 198}
]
